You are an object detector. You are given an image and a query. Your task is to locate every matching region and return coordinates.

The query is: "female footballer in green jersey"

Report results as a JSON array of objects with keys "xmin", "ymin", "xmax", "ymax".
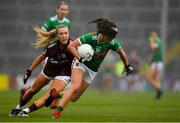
[
  {"xmin": 146, "ymin": 31, "xmax": 163, "ymax": 99},
  {"xmin": 48, "ymin": 18, "xmax": 133, "ymax": 118},
  {"xmin": 42, "ymin": 1, "xmax": 70, "ymax": 32}
]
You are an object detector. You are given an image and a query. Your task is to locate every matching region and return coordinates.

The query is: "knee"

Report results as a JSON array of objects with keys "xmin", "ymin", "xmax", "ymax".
[{"xmin": 70, "ymin": 95, "xmax": 80, "ymax": 102}]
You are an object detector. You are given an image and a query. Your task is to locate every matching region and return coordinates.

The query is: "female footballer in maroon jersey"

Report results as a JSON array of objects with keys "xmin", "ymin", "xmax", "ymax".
[{"xmin": 9, "ymin": 25, "xmax": 74, "ymax": 116}]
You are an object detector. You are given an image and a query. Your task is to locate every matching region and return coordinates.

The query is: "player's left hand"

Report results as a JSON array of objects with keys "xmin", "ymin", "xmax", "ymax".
[{"xmin": 125, "ymin": 64, "xmax": 133, "ymax": 76}]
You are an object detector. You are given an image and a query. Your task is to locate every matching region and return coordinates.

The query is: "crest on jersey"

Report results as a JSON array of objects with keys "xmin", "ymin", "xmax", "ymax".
[
  {"xmin": 58, "ymin": 53, "xmax": 66, "ymax": 59},
  {"xmin": 92, "ymin": 35, "xmax": 98, "ymax": 40}
]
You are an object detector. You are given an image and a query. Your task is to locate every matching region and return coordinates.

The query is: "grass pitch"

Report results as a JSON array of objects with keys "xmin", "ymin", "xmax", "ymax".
[{"xmin": 0, "ymin": 89, "xmax": 180, "ymax": 122}]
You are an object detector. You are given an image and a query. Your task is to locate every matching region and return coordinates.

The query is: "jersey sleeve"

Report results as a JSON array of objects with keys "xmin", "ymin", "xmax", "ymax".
[
  {"xmin": 42, "ymin": 18, "xmax": 53, "ymax": 32},
  {"xmin": 78, "ymin": 33, "xmax": 94, "ymax": 45},
  {"xmin": 43, "ymin": 42, "xmax": 57, "ymax": 57},
  {"xmin": 43, "ymin": 47, "xmax": 48, "ymax": 56},
  {"xmin": 43, "ymin": 44, "xmax": 50, "ymax": 57},
  {"xmin": 110, "ymin": 39, "xmax": 122, "ymax": 52}
]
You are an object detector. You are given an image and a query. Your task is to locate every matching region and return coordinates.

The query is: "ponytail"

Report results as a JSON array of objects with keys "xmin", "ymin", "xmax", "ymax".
[
  {"xmin": 32, "ymin": 26, "xmax": 56, "ymax": 49},
  {"xmin": 88, "ymin": 18, "xmax": 118, "ymax": 38}
]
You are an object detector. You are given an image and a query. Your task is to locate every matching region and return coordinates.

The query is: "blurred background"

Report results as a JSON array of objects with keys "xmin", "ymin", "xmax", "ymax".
[{"xmin": 0, "ymin": 0, "xmax": 180, "ymax": 92}]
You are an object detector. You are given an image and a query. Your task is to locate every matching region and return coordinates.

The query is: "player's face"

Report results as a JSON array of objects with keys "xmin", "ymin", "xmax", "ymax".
[
  {"xmin": 57, "ymin": 5, "xmax": 69, "ymax": 17},
  {"xmin": 100, "ymin": 35, "xmax": 114, "ymax": 43},
  {"xmin": 150, "ymin": 32, "xmax": 158, "ymax": 40},
  {"xmin": 57, "ymin": 27, "xmax": 69, "ymax": 44}
]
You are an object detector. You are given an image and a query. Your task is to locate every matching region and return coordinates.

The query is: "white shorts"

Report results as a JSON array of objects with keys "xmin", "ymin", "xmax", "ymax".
[
  {"xmin": 54, "ymin": 76, "xmax": 71, "ymax": 85},
  {"xmin": 54, "ymin": 76, "xmax": 71, "ymax": 90},
  {"xmin": 151, "ymin": 61, "xmax": 164, "ymax": 73},
  {"xmin": 41, "ymin": 71, "xmax": 71, "ymax": 90},
  {"xmin": 72, "ymin": 59, "xmax": 97, "ymax": 84}
]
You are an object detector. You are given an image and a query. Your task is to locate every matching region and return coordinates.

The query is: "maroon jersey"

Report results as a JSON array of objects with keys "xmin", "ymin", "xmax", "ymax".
[{"xmin": 43, "ymin": 39, "xmax": 74, "ymax": 77}]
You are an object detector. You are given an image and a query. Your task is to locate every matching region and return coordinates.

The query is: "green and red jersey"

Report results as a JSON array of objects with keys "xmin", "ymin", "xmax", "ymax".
[{"xmin": 78, "ymin": 32, "xmax": 121, "ymax": 71}]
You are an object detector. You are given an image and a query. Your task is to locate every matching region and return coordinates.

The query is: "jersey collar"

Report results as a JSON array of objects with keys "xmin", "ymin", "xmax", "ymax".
[
  {"xmin": 55, "ymin": 15, "xmax": 66, "ymax": 23},
  {"xmin": 97, "ymin": 34, "xmax": 109, "ymax": 44}
]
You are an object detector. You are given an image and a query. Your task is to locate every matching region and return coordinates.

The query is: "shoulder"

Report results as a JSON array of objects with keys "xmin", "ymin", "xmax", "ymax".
[
  {"xmin": 43, "ymin": 41, "xmax": 58, "ymax": 55},
  {"xmin": 79, "ymin": 32, "xmax": 98, "ymax": 40},
  {"xmin": 46, "ymin": 40, "xmax": 58, "ymax": 49},
  {"xmin": 110, "ymin": 39, "xmax": 122, "ymax": 51},
  {"xmin": 110, "ymin": 39, "xmax": 121, "ymax": 45},
  {"xmin": 64, "ymin": 17, "xmax": 70, "ymax": 23},
  {"xmin": 49, "ymin": 15, "xmax": 57, "ymax": 21}
]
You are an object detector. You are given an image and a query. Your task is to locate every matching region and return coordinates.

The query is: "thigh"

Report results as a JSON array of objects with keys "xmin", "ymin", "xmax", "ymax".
[
  {"xmin": 71, "ymin": 68, "xmax": 84, "ymax": 88},
  {"xmin": 31, "ymin": 73, "xmax": 50, "ymax": 93},
  {"xmin": 50, "ymin": 79, "xmax": 66, "ymax": 92}
]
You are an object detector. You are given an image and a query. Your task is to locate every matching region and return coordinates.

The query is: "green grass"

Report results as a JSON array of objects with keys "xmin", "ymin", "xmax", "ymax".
[{"xmin": 0, "ymin": 89, "xmax": 180, "ymax": 122}]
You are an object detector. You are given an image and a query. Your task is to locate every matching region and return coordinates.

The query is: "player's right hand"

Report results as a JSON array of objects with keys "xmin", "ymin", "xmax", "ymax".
[
  {"xmin": 23, "ymin": 69, "xmax": 32, "ymax": 84},
  {"xmin": 79, "ymin": 53, "xmax": 92, "ymax": 63}
]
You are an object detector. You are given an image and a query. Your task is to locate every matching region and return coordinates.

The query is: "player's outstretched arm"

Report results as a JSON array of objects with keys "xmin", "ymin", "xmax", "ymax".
[
  {"xmin": 117, "ymin": 48, "xmax": 129, "ymax": 67},
  {"xmin": 117, "ymin": 48, "xmax": 133, "ymax": 76},
  {"xmin": 28, "ymin": 53, "xmax": 45, "ymax": 71},
  {"xmin": 23, "ymin": 53, "xmax": 45, "ymax": 84}
]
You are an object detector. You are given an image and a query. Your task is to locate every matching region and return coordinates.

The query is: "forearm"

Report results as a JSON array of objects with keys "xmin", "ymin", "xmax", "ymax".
[
  {"xmin": 28, "ymin": 53, "xmax": 45, "ymax": 71},
  {"xmin": 67, "ymin": 39, "xmax": 81, "ymax": 60},
  {"xmin": 67, "ymin": 46, "xmax": 81, "ymax": 60},
  {"xmin": 118, "ymin": 48, "xmax": 129, "ymax": 67}
]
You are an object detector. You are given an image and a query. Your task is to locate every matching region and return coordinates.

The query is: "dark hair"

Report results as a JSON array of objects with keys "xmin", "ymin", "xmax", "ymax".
[
  {"xmin": 57, "ymin": 1, "xmax": 69, "ymax": 8},
  {"xmin": 88, "ymin": 18, "xmax": 118, "ymax": 38}
]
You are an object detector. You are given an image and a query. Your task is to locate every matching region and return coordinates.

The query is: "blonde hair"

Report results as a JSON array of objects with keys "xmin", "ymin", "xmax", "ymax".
[{"xmin": 32, "ymin": 26, "xmax": 56, "ymax": 49}]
